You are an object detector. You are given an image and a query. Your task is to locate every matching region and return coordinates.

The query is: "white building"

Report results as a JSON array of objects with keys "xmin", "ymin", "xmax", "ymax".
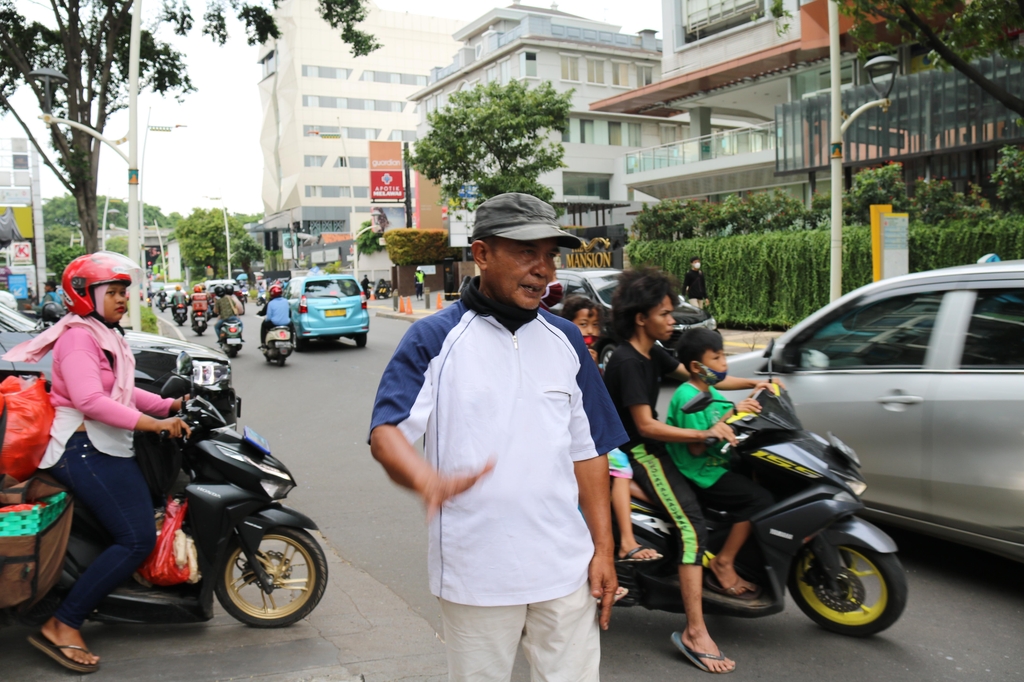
[
  {"xmin": 408, "ymin": 3, "xmax": 673, "ymax": 227},
  {"xmin": 255, "ymin": 0, "xmax": 463, "ymax": 271}
]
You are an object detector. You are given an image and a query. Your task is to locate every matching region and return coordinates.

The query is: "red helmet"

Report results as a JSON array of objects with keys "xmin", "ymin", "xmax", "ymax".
[
  {"xmin": 193, "ymin": 284, "xmax": 204, "ymax": 294},
  {"xmin": 61, "ymin": 252, "xmax": 141, "ymax": 317},
  {"xmin": 269, "ymin": 284, "xmax": 283, "ymax": 299}
]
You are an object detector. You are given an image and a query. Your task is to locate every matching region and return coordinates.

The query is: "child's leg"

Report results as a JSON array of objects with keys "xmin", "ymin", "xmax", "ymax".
[
  {"xmin": 612, "ymin": 477, "xmax": 657, "ymax": 559},
  {"xmin": 709, "ymin": 521, "xmax": 754, "ymax": 591},
  {"xmin": 696, "ymin": 472, "xmax": 774, "ymax": 593}
]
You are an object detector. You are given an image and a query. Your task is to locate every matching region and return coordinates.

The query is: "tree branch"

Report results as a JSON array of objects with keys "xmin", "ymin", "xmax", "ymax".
[
  {"xmin": 0, "ymin": 91, "xmax": 75, "ymax": 194},
  {"xmin": 899, "ymin": 0, "xmax": 1024, "ymax": 117}
]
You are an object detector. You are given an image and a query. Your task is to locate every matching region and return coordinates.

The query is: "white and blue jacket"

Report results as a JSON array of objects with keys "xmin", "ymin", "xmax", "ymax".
[{"xmin": 370, "ymin": 301, "xmax": 626, "ymax": 606}]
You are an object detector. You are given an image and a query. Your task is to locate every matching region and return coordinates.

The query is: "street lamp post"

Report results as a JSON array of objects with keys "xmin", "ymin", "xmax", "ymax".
[
  {"xmin": 100, "ymin": 199, "xmax": 120, "ymax": 250},
  {"xmin": 826, "ymin": 2, "xmax": 899, "ymax": 301},
  {"xmin": 28, "ymin": 0, "xmax": 145, "ymax": 330},
  {"xmin": 205, "ymin": 197, "xmax": 232, "ymax": 278},
  {"xmin": 352, "ymin": 223, "xmax": 379, "ymax": 285}
]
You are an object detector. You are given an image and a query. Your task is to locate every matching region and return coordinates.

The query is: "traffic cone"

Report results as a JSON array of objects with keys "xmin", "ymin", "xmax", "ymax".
[
  {"xmin": 398, "ymin": 297, "xmax": 406, "ymax": 314},
  {"xmin": 436, "ymin": 292, "xmax": 443, "ymax": 309},
  {"xmin": 403, "ymin": 297, "xmax": 411, "ymax": 314},
  {"xmin": 369, "ymin": 290, "xmax": 375, "ymax": 301}
]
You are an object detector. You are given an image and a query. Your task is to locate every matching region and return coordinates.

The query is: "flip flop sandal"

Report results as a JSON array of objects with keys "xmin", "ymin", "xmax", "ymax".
[
  {"xmin": 704, "ymin": 571, "xmax": 763, "ymax": 601},
  {"xmin": 670, "ymin": 632, "xmax": 735, "ymax": 674},
  {"xmin": 617, "ymin": 546, "xmax": 663, "ymax": 562},
  {"xmin": 28, "ymin": 633, "xmax": 99, "ymax": 674},
  {"xmin": 613, "ymin": 587, "xmax": 629, "ymax": 603}
]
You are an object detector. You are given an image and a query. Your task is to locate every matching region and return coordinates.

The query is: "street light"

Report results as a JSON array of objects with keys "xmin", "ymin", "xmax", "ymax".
[
  {"xmin": 352, "ymin": 222, "xmax": 382, "ymax": 285},
  {"xmin": 101, "ymin": 200, "xmax": 120, "ymax": 250},
  {"xmin": 28, "ymin": 0, "xmax": 145, "ymax": 330},
  {"xmin": 827, "ymin": 0, "xmax": 900, "ymax": 301},
  {"xmin": 206, "ymin": 196, "xmax": 232, "ymax": 278}
]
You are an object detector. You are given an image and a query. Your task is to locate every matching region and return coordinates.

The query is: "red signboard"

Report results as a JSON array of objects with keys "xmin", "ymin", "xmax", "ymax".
[
  {"xmin": 368, "ymin": 141, "xmax": 405, "ymax": 201},
  {"xmin": 370, "ymin": 169, "xmax": 405, "ymax": 200}
]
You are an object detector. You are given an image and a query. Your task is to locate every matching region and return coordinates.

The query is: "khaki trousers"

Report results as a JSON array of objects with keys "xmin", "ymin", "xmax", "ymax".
[
  {"xmin": 688, "ymin": 298, "xmax": 705, "ymax": 310},
  {"xmin": 438, "ymin": 582, "xmax": 600, "ymax": 682}
]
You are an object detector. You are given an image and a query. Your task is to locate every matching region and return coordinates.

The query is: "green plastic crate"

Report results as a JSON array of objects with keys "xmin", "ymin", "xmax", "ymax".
[{"xmin": 0, "ymin": 492, "xmax": 70, "ymax": 537}]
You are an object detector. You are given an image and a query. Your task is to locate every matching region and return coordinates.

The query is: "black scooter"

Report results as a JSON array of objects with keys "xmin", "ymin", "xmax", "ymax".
[
  {"xmin": 10, "ymin": 352, "xmax": 327, "ymax": 629},
  {"xmin": 156, "ymin": 291, "xmax": 169, "ymax": 312},
  {"xmin": 191, "ymin": 309, "xmax": 208, "ymax": 336},
  {"xmin": 616, "ymin": 344, "xmax": 908, "ymax": 637},
  {"xmin": 172, "ymin": 302, "xmax": 188, "ymax": 326}
]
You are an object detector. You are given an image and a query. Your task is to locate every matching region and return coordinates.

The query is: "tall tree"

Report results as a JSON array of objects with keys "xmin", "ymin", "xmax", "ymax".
[
  {"xmin": 843, "ymin": 0, "xmax": 1024, "ymax": 118},
  {"xmin": 0, "ymin": 0, "xmax": 378, "ymax": 253},
  {"xmin": 408, "ymin": 80, "xmax": 573, "ymax": 205},
  {"xmin": 174, "ymin": 207, "xmax": 261, "ymax": 278}
]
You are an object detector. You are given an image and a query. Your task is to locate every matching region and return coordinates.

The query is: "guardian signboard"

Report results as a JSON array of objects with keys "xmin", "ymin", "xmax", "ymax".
[{"xmin": 368, "ymin": 141, "xmax": 405, "ymax": 201}]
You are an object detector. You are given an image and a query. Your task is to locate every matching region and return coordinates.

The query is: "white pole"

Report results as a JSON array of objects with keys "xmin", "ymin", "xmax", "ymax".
[
  {"xmin": 828, "ymin": 0, "xmax": 843, "ymax": 303},
  {"xmin": 101, "ymin": 195, "xmax": 110, "ymax": 250},
  {"xmin": 30, "ymin": 143, "xmax": 46, "ymax": 297},
  {"xmin": 154, "ymin": 217, "xmax": 168, "ymax": 282},
  {"xmin": 126, "ymin": 0, "xmax": 143, "ymax": 330},
  {"xmin": 222, "ymin": 203, "xmax": 231, "ymax": 278}
]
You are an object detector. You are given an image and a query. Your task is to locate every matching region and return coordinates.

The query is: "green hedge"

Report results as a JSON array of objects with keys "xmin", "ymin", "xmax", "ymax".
[
  {"xmin": 384, "ymin": 229, "xmax": 461, "ymax": 266},
  {"xmin": 626, "ymin": 217, "xmax": 1024, "ymax": 329}
]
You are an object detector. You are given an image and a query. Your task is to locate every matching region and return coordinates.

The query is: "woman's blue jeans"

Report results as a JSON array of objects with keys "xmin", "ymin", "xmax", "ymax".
[{"xmin": 47, "ymin": 432, "xmax": 156, "ymax": 630}]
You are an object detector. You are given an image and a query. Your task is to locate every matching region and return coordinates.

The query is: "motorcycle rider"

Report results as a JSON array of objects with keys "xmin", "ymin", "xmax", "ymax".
[
  {"xmin": 258, "ymin": 283, "xmax": 291, "ymax": 348},
  {"xmin": 213, "ymin": 286, "xmax": 240, "ymax": 340},
  {"xmin": 170, "ymin": 285, "xmax": 187, "ymax": 308},
  {"xmin": 2, "ymin": 252, "xmax": 190, "ymax": 674}
]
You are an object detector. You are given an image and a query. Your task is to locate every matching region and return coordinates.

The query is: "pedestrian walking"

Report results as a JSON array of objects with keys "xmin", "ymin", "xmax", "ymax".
[
  {"xmin": 370, "ymin": 192, "xmax": 626, "ymax": 682},
  {"xmin": 414, "ymin": 267, "xmax": 425, "ymax": 300},
  {"xmin": 682, "ymin": 256, "xmax": 709, "ymax": 309}
]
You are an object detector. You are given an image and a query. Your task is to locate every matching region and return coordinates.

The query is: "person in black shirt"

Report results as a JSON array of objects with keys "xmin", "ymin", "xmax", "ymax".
[
  {"xmin": 682, "ymin": 256, "xmax": 708, "ymax": 309},
  {"xmin": 603, "ymin": 267, "xmax": 772, "ymax": 675}
]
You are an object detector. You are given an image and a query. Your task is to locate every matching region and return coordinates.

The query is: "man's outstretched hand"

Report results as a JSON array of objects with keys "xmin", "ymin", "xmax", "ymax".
[
  {"xmin": 418, "ymin": 460, "xmax": 495, "ymax": 520},
  {"xmin": 589, "ymin": 553, "xmax": 618, "ymax": 630}
]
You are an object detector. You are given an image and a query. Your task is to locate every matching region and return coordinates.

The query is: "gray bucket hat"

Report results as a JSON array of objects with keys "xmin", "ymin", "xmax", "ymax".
[{"xmin": 471, "ymin": 193, "xmax": 581, "ymax": 249}]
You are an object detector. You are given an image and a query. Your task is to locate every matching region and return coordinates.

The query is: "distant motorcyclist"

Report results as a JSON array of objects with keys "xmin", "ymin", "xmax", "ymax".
[
  {"xmin": 190, "ymin": 284, "xmax": 208, "ymax": 316},
  {"xmin": 361, "ymin": 275, "xmax": 371, "ymax": 298},
  {"xmin": 170, "ymin": 285, "xmax": 187, "ymax": 307},
  {"xmin": 258, "ymin": 284, "xmax": 291, "ymax": 348},
  {"xmin": 36, "ymin": 280, "xmax": 64, "ymax": 314},
  {"xmin": 212, "ymin": 285, "xmax": 239, "ymax": 339}
]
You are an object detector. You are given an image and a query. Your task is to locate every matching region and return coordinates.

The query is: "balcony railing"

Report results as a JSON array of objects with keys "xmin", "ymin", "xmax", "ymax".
[{"xmin": 625, "ymin": 122, "xmax": 776, "ymax": 174}]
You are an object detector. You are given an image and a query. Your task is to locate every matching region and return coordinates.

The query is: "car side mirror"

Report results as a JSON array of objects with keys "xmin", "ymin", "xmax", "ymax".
[
  {"xmin": 175, "ymin": 351, "xmax": 193, "ymax": 377},
  {"xmin": 682, "ymin": 392, "xmax": 713, "ymax": 414},
  {"xmin": 160, "ymin": 374, "xmax": 191, "ymax": 399},
  {"xmin": 763, "ymin": 338, "xmax": 775, "ymax": 359}
]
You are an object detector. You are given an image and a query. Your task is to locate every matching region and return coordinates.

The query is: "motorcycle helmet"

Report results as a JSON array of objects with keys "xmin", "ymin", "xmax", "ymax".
[
  {"xmin": 225, "ymin": 284, "xmax": 235, "ymax": 295},
  {"xmin": 269, "ymin": 284, "xmax": 283, "ymax": 299},
  {"xmin": 214, "ymin": 286, "xmax": 226, "ymax": 297},
  {"xmin": 61, "ymin": 251, "xmax": 141, "ymax": 318},
  {"xmin": 175, "ymin": 285, "xmax": 182, "ymax": 291}
]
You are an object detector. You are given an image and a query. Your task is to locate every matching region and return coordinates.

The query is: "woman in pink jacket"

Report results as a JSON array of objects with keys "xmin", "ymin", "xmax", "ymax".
[{"xmin": 4, "ymin": 252, "xmax": 190, "ymax": 674}]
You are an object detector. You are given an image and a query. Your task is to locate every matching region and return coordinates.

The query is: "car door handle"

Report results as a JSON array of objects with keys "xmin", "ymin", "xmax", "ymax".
[{"xmin": 876, "ymin": 395, "xmax": 924, "ymax": 405}]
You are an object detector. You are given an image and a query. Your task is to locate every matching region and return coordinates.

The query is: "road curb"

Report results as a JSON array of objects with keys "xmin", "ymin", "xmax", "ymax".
[
  {"xmin": 156, "ymin": 313, "xmax": 187, "ymax": 341},
  {"xmin": 374, "ymin": 310, "xmax": 430, "ymax": 323}
]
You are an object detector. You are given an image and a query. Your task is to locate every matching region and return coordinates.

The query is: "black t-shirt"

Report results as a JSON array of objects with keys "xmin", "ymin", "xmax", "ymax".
[
  {"xmin": 603, "ymin": 342, "xmax": 679, "ymax": 454},
  {"xmin": 683, "ymin": 269, "xmax": 707, "ymax": 300}
]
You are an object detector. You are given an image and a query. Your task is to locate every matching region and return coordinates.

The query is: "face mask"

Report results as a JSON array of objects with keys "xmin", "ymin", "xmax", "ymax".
[
  {"xmin": 693, "ymin": 262, "xmax": 701, "ymax": 270},
  {"xmin": 582, "ymin": 335, "xmax": 596, "ymax": 347},
  {"xmin": 695, "ymin": 361, "xmax": 727, "ymax": 386}
]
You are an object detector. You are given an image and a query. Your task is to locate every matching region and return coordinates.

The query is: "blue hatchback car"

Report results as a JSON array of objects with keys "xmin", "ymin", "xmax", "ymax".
[{"xmin": 287, "ymin": 275, "xmax": 369, "ymax": 350}]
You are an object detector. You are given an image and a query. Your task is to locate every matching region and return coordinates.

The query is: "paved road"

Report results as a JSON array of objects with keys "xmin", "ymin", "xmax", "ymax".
[{"xmin": 8, "ymin": 303, "xmax": 1021, "ymax": 681}]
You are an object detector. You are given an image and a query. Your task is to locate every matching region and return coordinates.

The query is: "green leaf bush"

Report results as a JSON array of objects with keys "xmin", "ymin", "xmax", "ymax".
[
  {"xmin": 627, "ymin": 216, "xmax": 1024, "ymax": 329},
  {"xmin": 384, "ymin": 229, "xmax": 461, "ymax": 266}
]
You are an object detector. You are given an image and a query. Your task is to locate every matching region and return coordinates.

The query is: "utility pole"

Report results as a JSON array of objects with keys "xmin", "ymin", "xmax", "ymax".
[
  {"xmin": 126, "ymin": 0, "xmax": 143, "ymax": 330},
  {"xmin": 828, "ymin": 0, "xmax": 843, "ymax": 303}
]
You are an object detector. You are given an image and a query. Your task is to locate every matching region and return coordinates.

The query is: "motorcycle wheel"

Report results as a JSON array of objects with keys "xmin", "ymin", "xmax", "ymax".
[
  {"xmin": 215, "ymin": 527, "xmax": 328, "ymax": 628},
  {"xmin": 225, "ymin": 346, "xmax": 239, "ymax": 358},
  {"xmin": 276, "ymin": 356, "xmax": 286, "ymax": 367},
  {"xmin": 788, "ymin": 545, "xmax": 907, "ymax": 637}
]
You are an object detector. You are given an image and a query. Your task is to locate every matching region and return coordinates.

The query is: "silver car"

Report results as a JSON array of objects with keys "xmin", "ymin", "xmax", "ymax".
[{"xmin": 725, "ymin": 260, "xmax": 1024, "ymax": 562}]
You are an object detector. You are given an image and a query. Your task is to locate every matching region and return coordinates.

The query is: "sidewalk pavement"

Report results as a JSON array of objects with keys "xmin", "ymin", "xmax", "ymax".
[
  {"xmin": 371, "ymin": 298, "xmax": 784, "ymax": 356},
  {"xmin": 0, "ymin": 534, "xmax": 448, "ymax": 682}
]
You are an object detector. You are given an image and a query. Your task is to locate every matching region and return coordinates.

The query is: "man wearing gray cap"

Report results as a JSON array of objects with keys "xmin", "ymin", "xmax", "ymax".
[{"xmin": 370, "ymin": 193, "xmax": 627, "ymax": 681}]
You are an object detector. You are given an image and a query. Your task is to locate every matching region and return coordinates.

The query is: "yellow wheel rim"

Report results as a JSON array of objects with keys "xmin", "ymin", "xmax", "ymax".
[
  {"xmin": 223, "ymin": 533, "xmax": 316, "ymax": 620},
  {"xmin": 796, "ymin": 547, "xmax": 888, "ymax": 626}
]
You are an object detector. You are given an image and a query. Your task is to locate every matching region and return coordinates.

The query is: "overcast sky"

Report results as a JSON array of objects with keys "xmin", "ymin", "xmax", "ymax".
[{"xmin": 1, "ymin": 0, "xmax": 662, "ymax": 218}]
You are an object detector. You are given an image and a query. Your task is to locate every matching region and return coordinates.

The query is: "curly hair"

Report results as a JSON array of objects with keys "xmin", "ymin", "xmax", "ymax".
[
  {"xmin": 610, "ymin": 267, "xmax": 677, "ymax": 341},
  {"xmin": 560, "ymin": 295, "xmax": 602, "ymax": 325}
]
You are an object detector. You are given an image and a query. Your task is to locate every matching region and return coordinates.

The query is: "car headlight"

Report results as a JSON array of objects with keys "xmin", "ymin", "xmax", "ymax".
[{"xmin": 260, "ymin": 479, "xmax": 295, "ymax": 500}]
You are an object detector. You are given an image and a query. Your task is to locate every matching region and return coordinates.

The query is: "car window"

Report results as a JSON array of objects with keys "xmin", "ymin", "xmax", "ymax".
[
  {"xmin": 590, "ymin": 276, "xmax": 619, "ymax": 306},
  {"xmin": 560, "ymin": 275, "xmax": 585, "ymax": 297},
  {"xmin": 303, "ymin": 279, "xmax": 360, "ymax": 298},
  {"xmin": 0, "ymin": 304, "xmax": 39, "ymax": 332},
  {"xmin": 789, "ymin": 291, "xmax": 943, "ymax": 370},
  {"xmin": 960, "ymin": 289, "xmax": 1024, "ymax": 368},
  {"xmin": 287, "ymin": 279, "xmax": 303, "ymax": 299}
]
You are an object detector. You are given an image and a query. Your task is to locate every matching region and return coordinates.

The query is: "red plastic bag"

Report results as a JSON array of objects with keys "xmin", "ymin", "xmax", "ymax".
[
  {"xmin": 137, "ymin": 498, "xmax": 191, "ymax": 586},
  {"xmin": 0, "ymin": 376, "xmax": 56, "ymax": 482}
]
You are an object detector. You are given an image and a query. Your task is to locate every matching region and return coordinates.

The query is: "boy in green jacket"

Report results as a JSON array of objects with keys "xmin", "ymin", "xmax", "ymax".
[{"xmin": 666, "ymin": 328, "xmax": 774, "ymax": 599}]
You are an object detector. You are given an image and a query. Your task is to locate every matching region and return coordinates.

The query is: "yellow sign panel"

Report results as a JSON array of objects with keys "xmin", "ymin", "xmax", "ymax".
[
  {"xmin": 0, "ymin": 206, "xmax": 33, "ymax": 239},
  {"xmin": 869, "ymin": 204, "xmax": 892, "ymax": 282}
]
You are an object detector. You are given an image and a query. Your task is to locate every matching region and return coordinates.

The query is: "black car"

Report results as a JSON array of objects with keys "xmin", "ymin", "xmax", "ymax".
[
  {"xmin": 0, "ymin": 305, "xmax": 239, "ymax": 424},
  {"xmin": 553, "ymin": 268, "xmax": 718, "ymax": 366}
]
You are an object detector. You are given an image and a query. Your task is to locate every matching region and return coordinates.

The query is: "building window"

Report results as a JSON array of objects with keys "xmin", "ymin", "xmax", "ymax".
[
  {"xmin": 348, "ymin": 156, "xmax": 368, "ymax": 168},
  {"xmin": 354, "ymin": 206, "xmax": 371, "ymax": 213},
  {"xmin": 685, "ymin": 0, "xmax": 759, "ymax": 33},
  {"xmin": 305, "ymin": 186, "xmax": 351, "ymax": 198},
  {"xmin": 561, "ymin": 56, "xmax": 579, "ymax": 81},
  {"xmin": 500, "ymin": 60, "xmax": 510, "ymax": 84},
  {"xmin": 360, "ymin": 70, "xmax": 427, "ymax": 86},
  {"xmin": 353, "ymin": 186, "xmax": 369, "ymax": 198},
  {"xmin": 303, "ymin": 125, "xmax": 341, "ymax": 137},
  {"xmin": 579, "ymin": 119, "xmax": 595, "ymax": 144},
  {"xmin": 611, "ymin": 62, "xmax": 629, "ymax": 87},
  {"xmin": 562, "ymin": 126, "xmax": 571, "ymax": 143},
  {"xmin": 608, "ymin": 122, "xmax": 622, "ymax": 145},
  {"xmin": 628, "ymin": 123, "xmax": 643, "ymax": 146},
  {"xmin": 302, "ymin": 65, "xmax": 351, "ymax": 79},
  {"xmin": 520, "ymin": 51, "xmax": 538, "ymax": 78},
  {"xmin": 260, "ymin": 51, "xmax": 277, "ymax": 79},
  {"xmin": 563, "ymin": 173, "xmax": 610, "ymax": 200},
  {"xmin": 660, "ymin": 125, "xmax": 680, "ymax": 145},
  {"xmin": 304, "ymin": 155, "xmax": 327, "ymax": 167},
  {"xmin": 587, "ymin": 59, "xmax": 605, "ymax": 84},
  {"xmin": 637, "ymin": 65, "xmax": 654, "ymax": 87},
  {"xmin": 486, "ymin": 65, "xmax": 498, "ymax": 83},
  {"xmin": 389, "ymin": 130, "xmax": 417, "ymax": 142},
  {"xmin": 342, "ymin": 128, "xmax": 381, "ymax": 140},
  {"xmin": 334, "ymin": 157, "xmax": 347, "ymax": 168}
]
